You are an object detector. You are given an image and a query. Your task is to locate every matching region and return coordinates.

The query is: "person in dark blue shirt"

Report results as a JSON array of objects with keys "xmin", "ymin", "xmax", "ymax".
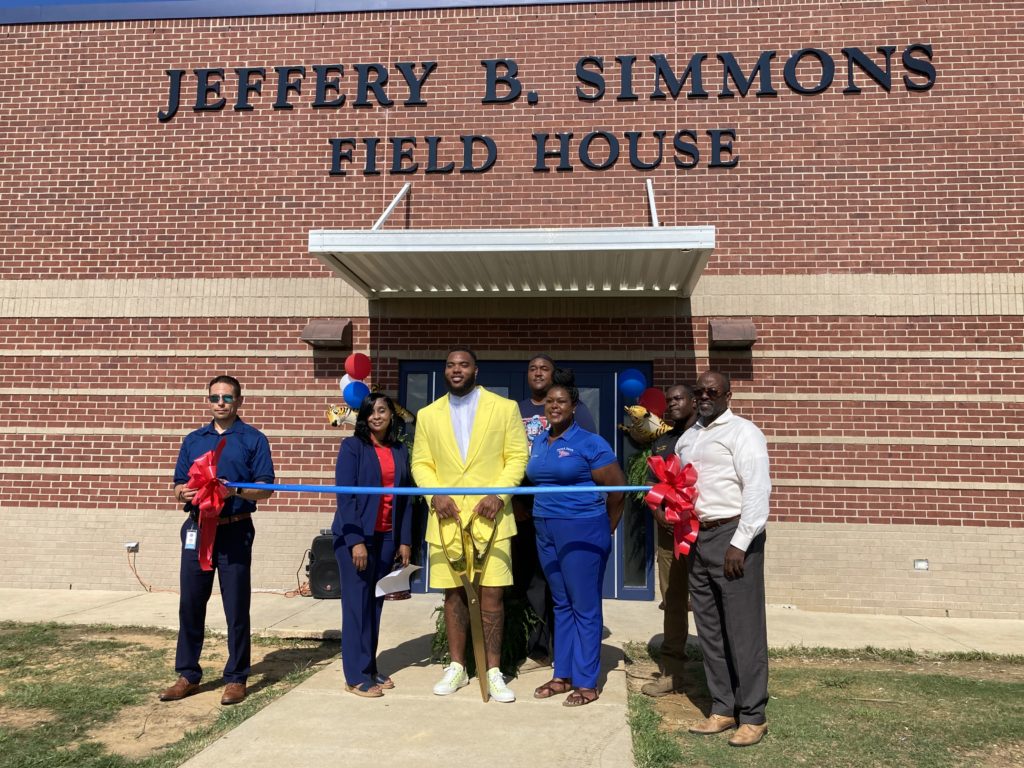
[
  {"xmin": 525, "ymin": 378, "xmax": 625, "ymax": 707},
  {"xmin": 160, "ymin": 375, "xmax": 275, "ymax": 707},
  {"xmin": 514, "ymin": 358, "xmax": 597, "ymax": 667}
]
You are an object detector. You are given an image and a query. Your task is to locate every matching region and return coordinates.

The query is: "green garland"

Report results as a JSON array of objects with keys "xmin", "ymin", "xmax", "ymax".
[{"xmin": 627, "ymin": 446, "xmax": 654, "ymax": 503}]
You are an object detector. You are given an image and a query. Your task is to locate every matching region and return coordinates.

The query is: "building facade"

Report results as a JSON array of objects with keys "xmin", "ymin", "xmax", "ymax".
[{"xmin": 1, "ymin": 0, "xmax": 1021, "ymax": 617}]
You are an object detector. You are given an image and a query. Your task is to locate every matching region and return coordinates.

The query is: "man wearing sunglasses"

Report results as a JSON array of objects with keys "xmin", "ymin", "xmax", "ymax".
[
  {"xmin": 160, "ymin": 375, "xmax": 275, "ymax": 707},
  {"xmin": 675, "ymin": 370, "xmax": 771, "ymax": 747}
]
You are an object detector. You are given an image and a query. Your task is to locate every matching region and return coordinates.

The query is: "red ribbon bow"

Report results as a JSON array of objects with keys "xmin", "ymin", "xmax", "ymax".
[
  {"xmin": 186, "ymin": 437, "xmax": 228, "ymax": 572},
  {"xmin": 644, "ymin": 454, "xmax": 699, "ymax": 558}
]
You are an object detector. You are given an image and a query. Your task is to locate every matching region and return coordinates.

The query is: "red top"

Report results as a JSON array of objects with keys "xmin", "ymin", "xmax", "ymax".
[{"xmin": 372, "ymin": 440, "xmax": 395, "ymax": 533}]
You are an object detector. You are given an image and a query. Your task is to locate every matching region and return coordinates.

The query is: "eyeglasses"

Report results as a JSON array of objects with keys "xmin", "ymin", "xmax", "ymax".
[
  {"xmin": 693, "ymin": 387, "xmax": 729, "ymax": 399},
  {"xmin": 208, "ymin": 395, "xmax": 236, "ymax": 404}
]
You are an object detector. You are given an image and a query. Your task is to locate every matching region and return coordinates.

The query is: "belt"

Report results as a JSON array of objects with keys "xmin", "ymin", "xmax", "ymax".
[
  {"xmin": 699, "ymin": 515, "xmax": 740, "ymax": 531},
  {"xmin": 189, "ymin": 511, "xmax": 252, "ymax": 526},
  {"xmin": 217, "ymin": 512, "xmax": 252, "ymax": 526}
]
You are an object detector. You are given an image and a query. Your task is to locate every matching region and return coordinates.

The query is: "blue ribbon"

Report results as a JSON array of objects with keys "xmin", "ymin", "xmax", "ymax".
[{"xmin": 226, "ymin": 482, "xmax": 651, "ymax": 496}]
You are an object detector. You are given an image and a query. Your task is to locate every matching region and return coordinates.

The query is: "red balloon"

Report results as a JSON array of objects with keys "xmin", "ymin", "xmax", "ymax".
[
  {"xmin": 344, "ymin": 353, "xmax": 372, "ymax": 380},
  {"xmin": 638, "ymin": 387, "xmax": 667, "ymax": 418}
]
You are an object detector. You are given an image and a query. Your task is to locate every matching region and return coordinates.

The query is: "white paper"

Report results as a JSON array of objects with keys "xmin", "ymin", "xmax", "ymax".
[{"xmin": 375, "ymin": 563, "xmax": 422, "ymax": 598}]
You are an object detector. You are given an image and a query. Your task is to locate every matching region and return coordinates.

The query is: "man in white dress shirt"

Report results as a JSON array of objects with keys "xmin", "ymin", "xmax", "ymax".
[{"xmin": 675, "ymin": 369, "xmax": 771, "ymax": 747}]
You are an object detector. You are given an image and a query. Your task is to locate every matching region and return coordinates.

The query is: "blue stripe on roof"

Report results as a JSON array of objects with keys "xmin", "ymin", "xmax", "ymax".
[{"xmin": 0, "ymin": 0, "xmax": 619, "ymax": 24}]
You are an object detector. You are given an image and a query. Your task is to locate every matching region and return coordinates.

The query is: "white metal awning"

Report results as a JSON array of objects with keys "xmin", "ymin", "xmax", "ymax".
[{"xmin": 308, "ymin": 226, "xmax": 714, "ymax": 299}]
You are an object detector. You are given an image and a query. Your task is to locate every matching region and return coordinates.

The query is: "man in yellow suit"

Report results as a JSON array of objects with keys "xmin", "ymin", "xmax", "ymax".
[{"xmin": 412, "ymin": 346, "xmax": 529, "ymax": 702}]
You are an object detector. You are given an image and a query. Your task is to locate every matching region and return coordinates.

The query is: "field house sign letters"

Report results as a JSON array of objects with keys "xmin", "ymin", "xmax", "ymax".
[{"xmin": 157, "ymin": 45, "xmax": 936, "ymax": 176}]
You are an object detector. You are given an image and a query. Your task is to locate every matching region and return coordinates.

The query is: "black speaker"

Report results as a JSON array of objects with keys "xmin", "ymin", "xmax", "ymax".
[{"xmin": 306, "ymin": 534, "xmax": 340, "ymax": 599}]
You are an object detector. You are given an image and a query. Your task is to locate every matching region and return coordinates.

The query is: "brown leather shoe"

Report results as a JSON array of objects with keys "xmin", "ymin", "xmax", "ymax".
[
  {"xmin": 220, "ymin": 682, "xmax": 246, "ymax": 705},
  {"xmin": 688, "ymin": 714, "xmax": 737, "ymax": 734},
  {"xmin": 158, "ymin": 676, "xmax": 199, "ymax": 702},
  {"xmin": 641, "ymin": 675, "xmax": 684, "ymax": 697},
  {"xmin": 728, "ymin": 722, "xmax": 768, "ymax": 747}
]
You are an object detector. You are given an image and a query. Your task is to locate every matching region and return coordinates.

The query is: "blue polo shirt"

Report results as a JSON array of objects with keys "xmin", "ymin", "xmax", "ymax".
[
  {"xmin": 526, "ymin": 422, "xmax": 618, "ymax": 519},
  {"xmin": 173, "ymin": 418, "xmax": 275, "ymax": 516}
]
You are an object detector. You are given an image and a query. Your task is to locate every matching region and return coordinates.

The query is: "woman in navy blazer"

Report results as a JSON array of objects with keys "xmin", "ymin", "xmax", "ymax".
[{"xmin": 332, "ymin": 392, "xmax": 413, "ymax": 698}]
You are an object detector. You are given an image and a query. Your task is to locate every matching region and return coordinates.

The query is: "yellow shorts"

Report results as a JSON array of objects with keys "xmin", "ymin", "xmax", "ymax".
[{"xmin": 428, "ymin": 537, "xmax": 513, "ymax": 589}]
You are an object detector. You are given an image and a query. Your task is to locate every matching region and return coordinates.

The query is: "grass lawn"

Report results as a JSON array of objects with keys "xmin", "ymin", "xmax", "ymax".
[
  {"xmin": 4, "ymin": 621, "xmax": 1022, "ymax": 768},
  {"xmin": 627, "ymin": 644, "xmax": 1024, "ymax": 768},
  {"xmin": 0, "ymin": 621, "xmax": 337, "ymax": 768}
]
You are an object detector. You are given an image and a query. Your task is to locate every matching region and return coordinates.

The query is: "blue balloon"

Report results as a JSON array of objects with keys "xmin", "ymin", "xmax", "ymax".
[
  {"xmin": 343, "ymin": 381, "xmax": 370, "ymax": 409},
  {"xmin": 619, "ymin": 376, "xmax": 646, "ymax": 400},
  {"xmin": 619, "ymin": 368, "xmax": 647, "ymax": 400},
  {"xmin": 620, "ymin": 368, "xmax": 647, "ymax": 386}
]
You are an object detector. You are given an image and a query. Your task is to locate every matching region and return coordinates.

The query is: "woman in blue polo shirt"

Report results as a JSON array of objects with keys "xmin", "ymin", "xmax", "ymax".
[{"xmin": 526, "ymin": 376, "xmax": 625, "ymax": 707}]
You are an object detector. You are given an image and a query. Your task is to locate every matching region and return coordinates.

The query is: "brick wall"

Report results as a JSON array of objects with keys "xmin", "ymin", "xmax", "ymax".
[{"xmin": 1, "ymin": 1, "xmax": 1021, "ymax": 615}]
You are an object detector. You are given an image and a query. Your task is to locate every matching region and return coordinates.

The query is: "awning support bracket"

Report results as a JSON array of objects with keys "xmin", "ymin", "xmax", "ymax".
[
  {"xmin": 645, "ymin": 179, "xmax": 660, "ymax": 227},
  {"xmin": 372, "ymin": 183, "xmax": 413, "ymax": 231}
]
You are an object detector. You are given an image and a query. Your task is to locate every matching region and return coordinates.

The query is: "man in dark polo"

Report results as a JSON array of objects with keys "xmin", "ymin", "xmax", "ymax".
[
  {"xmin": 642, "ymin": 383, "xmax": 697, "ymax": 697},
  {"xmin": 676, "ymin": 370, "xmax": 771, "ymax": 747},
  {"xmin": 513, "ymin": 355, "xmax": 597, "ymax": 666},
  {"xmin": 159, "ymin": 375, "xmax": 274, "ymax": 706}
]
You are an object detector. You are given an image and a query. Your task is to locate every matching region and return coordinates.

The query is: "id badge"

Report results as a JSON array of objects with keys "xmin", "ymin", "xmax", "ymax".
[{"xmin": 184, "ymin": 528, "xmax": 198, "ymax": 551}]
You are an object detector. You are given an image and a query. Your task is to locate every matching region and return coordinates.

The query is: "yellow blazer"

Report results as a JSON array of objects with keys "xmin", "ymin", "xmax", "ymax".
[{"xmin": 411, "ymin": 386, "xmax": 528, "ymax": 545}]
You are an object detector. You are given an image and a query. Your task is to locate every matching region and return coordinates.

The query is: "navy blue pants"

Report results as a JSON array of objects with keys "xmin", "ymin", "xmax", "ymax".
[
  {"xmin": 334, "ymin": 532, "xmax": 396, "ymax": 687},
  {"xmin": 535, "ymin": 516, "xmax": 610, "ymax": 690},
  {"xmin": 175, "ymin": 517, "xmax": 254, "ymax": 685},
  {"xmin": 511, "ymin": 516, "xmax": 555, "ymax": 659}
]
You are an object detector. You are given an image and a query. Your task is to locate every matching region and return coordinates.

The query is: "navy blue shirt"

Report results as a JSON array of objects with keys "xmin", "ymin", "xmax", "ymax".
[
  {"xmin": 519, "ymin": 398, "xmax": 597, "ymax": 447},
  {"xmin": 526, "ymin": 422, "xmax": 618, "ymax": 519},
  {"xmin": 174, "ymin": 418, "xmax": 275, "ymax": 516}
]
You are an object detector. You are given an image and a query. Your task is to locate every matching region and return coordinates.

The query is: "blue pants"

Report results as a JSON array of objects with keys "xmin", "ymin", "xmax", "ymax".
[
  {"xmin": 535, "ymin": 516, "xmax": 610, "ymax": 690},
  {"xmin": 175, "ymin": 517, "xmax": 254, "ymax": 684},
  {"xmin": 334, "ymin": 532, "xmax": 396, "ymax": 687}
]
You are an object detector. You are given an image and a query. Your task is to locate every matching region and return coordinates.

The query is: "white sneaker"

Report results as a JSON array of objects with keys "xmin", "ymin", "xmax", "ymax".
[
  {"xmin": 432, "ymin": 663, "xmax": 469, "ymax": 696},
  {"xmin": 487, "ymin": 667, "xmax": 515, "ymax": 703}
]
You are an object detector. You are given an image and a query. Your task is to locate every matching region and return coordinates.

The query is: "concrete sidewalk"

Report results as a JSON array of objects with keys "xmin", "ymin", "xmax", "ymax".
[{"xmin": 2, "ymin": 587, "xmax": 1022, "ymax": 768}]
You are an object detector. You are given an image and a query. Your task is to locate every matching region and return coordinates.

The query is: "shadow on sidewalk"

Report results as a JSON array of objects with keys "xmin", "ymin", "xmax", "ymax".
[
  {"xmin": 246, "ymin": 641, "xmax": 339, "ymax": 697},
  {"xmin": 376, "ymin": 632, "xmax": 435, "ymax": 677}
]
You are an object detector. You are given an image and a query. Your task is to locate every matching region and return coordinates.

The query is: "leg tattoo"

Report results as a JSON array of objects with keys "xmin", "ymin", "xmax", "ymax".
[
  {"xmin": 481, "ymin": 607, "xmax": 503, "ymax": 670},
  {"xmin": 445, "ymin": 588, "xmax": 469, "ymax": 665}
]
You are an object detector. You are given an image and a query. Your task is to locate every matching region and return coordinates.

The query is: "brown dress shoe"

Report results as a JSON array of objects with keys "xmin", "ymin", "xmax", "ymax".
[
  {"xmin": 729, "ymin": 722, "xmax": 768, "ymax": 747},
  {"xmin": 641, "ymin": 675, "xmax": 684, "ymax": 697},
  {"xmin": 688, "ymin": 714, "xmax": 737, "ymax": 734},
  {"xmin": 159, "ymin": 676, "xmax": 199, "ymax": 702},
  {"xmin": 220, "ymin": 682, "xmax": 246, "ymax": 705}
]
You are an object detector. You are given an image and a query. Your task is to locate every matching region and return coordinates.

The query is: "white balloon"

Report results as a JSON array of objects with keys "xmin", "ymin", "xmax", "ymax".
[{"xmin": 339, "ymin": 374, "xmax": 354, "ymax": 393}]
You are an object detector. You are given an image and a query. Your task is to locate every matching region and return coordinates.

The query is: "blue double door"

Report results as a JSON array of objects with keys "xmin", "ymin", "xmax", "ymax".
[{"xmin": 399, "ymin": 360, "xmax": 654, "ymax": 600}]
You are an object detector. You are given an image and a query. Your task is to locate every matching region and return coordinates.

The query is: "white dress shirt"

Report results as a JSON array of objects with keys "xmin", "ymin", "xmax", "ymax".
[
  {"xmin": 448, "ymin": 386, "xmax": 481, "ymax": 462},
  {"xmin": 675, "ymin": 408, "xmax": 771, "ymax": 552}
]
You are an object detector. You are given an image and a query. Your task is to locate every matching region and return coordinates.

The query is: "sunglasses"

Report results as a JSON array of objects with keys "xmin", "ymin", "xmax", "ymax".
[
  {"xmin": 693, "ymin": 387, "xmax": 729, "ymax": 399},
  {"xmin": 208, "ymin": 394, "xmax": 236, "ymax": 404}
]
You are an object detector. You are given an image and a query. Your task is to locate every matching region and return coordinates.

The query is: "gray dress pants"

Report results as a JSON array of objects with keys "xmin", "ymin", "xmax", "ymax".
[{"xmin": 687, "ymin": 520, "xmax": 768, "ymax": 724}]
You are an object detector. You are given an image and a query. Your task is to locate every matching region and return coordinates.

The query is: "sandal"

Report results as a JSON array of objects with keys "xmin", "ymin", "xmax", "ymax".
[
  {"xmin": 533, "ymin": 677, "xmax": 573, "ymax": 699},
  {"xmin": 372, "ymin": 673, "xmax": 395, "ymax": 689},
  {"xmin": 563, "ymin": 687, "xmax": 599, "ymax": 707},
  {"xmin": 345, "ymin": 681, "xmax": 384, "ymax": 698}
]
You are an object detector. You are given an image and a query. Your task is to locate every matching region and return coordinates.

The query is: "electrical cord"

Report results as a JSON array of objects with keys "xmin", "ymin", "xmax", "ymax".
[{"xmin": 125, "ymin": 547, "xmax": 314, "ymax": 598}]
